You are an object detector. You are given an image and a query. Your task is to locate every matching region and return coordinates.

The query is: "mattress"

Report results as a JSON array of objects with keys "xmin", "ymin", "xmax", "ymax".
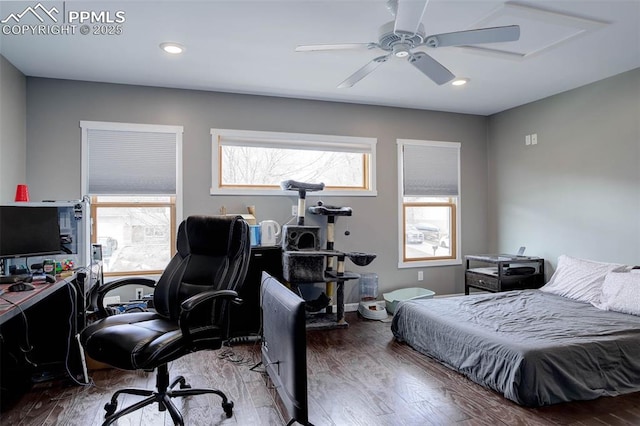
[{"xmin": 391, "ymin": 290, "xmax": 640, "ymax": 406}]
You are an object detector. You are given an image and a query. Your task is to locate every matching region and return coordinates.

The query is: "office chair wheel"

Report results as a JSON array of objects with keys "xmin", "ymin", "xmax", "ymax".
[
  {"xmin": 104, "ymin": 401, "xmax": 118, "ymax": 416},
  {"xmin": 222, "ymin": 401, "xmax": 234, "ymax": 417}
]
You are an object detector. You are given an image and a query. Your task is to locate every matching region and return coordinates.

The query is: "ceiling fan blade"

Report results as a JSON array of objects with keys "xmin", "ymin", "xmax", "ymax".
[
  {"xmin": 408, "ymin": 52, "xmax": 455, "ymax": 85},
  {"xmin": 425, "ymin": 25, "xmax": 520, "ymax": 48},
  {"xmin": 295, "ymin": 43, "xmax": 374, "ymax": 52},
  {"xmin": 394, "ymin": 0, "xmax": 429, "ymax": 35},
  {"xmin": 338, "ymin": 55, "xmax": 389, "ymax": 88}
]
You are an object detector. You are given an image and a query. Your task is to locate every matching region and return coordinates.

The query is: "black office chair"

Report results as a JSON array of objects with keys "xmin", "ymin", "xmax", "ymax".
[{"xmin": 80, "ymin": 215, "xmax": 250, "ymax": 426}]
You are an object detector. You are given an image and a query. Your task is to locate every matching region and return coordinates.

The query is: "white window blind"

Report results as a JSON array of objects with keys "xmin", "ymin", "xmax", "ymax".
[
  {"xmin": 81, "ymin": 122, "xmax": 182, "ymax": 195},
  {"xmin": 402, "ymin": 141, "xmax": 460, "ymax": 197}
]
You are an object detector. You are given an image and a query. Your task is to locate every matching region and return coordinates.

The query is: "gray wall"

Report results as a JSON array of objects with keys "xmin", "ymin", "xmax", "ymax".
[
  {"xmin": 25, "ymin": 77, "xmax": 489, "ymax": 298},
  {"xmin": 10, "ymin": 62, "xmax": 638, "ymax": 299},
  {"xmin": 0, "ymin": 55, "xmax": 26, "ymax": 203},
  {"xmin": 487, "ymin": 68, "xmax": 640, "ymax": 275}
]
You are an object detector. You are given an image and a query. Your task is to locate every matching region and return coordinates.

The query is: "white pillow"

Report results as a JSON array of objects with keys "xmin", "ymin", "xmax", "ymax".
[
  {"xmin": 539, "ymin": 255, "xmax": 623, "ymax": 304},
  {"xmin": 599, "ymin": 271, "xmax": 640, "ymax": 316}
]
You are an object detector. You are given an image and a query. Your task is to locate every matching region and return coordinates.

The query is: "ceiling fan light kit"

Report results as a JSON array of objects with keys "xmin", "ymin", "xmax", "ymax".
[
  {"xmin": 393, "ymin": 44, "xmax": 410, "ymax": 58},
  {"xmin": 295, "ymin": 0, "xmax": 521, "ymax": 88}
]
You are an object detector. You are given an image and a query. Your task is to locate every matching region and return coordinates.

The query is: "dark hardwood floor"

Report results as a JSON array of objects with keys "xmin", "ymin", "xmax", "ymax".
[{"xmin": 1, "ymin": 312, "xmax": 639, "ymax": 425}]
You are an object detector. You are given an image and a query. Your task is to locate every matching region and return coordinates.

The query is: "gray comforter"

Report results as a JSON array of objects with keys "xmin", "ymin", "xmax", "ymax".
[{"xmin": 391, "ymin": 290, "xmax": 640, "ymax": 406}]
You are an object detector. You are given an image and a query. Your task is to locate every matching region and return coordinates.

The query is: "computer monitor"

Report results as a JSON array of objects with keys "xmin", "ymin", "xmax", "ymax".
[
  {"xmin": 0, "ymin": 206, "xmax": 61, "ymax": 258},
  {"xmin": 260, "ymin": 272, "xmax": 309, "ymax": 426}
]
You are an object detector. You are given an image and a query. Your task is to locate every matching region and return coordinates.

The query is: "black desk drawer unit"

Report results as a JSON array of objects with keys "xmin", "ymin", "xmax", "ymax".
[
  {"xmin": 229, "ymin": 246, "xmax": 283, "ymax": 337},
  {"xmin": 465, "ymin": 271, "xmax": 500, "ymax": 292},
  {"xmin": 465, "ymin": 255, "xmax": 545, "ymax": 295}
]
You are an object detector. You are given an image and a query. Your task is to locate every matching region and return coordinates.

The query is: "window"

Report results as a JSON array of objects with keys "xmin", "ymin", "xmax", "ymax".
[
  {"xmin": 89, "ymin": 196, "xmax": 176, "ymax": 276},
  {"xmin": 211, "ymin": 129, "xmax": 377, "ymax": 196},
  {"xmin": 398, "ymin": 139, "xmax": 460, "ymax": 267},
  {"xmin": 81, "ymin": 121, "xmax": 183, "ymax": 277}
]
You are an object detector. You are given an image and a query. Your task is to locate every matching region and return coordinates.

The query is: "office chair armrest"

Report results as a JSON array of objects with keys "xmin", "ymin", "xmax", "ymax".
[
  {"xmin": 180, "ymin": 289, "xmax": 241, "ymax": 312},
  {"xmin": 179, "ymin": 289, "xmax": 242, "ymax": 341},
  {"xmin": 96, "ymin": 277, "xmax": 157, "ymax": 318}
]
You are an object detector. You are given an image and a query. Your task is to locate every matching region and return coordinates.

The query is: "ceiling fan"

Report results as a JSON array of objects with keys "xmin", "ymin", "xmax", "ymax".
[{"xmin": 295, "ymin": 0, "xmax": 520, "ymax": 87}]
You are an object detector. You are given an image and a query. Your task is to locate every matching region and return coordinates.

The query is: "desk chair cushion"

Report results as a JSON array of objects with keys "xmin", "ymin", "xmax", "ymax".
[{"xmin": 81, "ymin": 312, "xmax": 223, "ymax": 370}]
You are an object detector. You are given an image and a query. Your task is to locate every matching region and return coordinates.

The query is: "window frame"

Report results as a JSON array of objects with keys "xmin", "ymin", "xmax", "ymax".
[
  {"xmin": 210, "ymin": 128, "xmax": 377, "ymax": 196},
  {"xmin": 80, "ymin": 120, "xmax": 183, "ymax": 277},
  {"xmin": 397, "ymin": 139, "xmax": 461, "ymax": 268},
  {"xmin": 402, "ymin": 200, "xmax": 457, "ymax": 263},
  {"xmin": 90, "ymin": 196, "xmax": 177, "ymax": 277}
]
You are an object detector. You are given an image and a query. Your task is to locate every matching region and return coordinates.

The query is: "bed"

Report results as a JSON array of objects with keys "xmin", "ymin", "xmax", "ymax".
[{"xmin": 391, "ymin": 255, "xmax": 640, "ymax": 407}]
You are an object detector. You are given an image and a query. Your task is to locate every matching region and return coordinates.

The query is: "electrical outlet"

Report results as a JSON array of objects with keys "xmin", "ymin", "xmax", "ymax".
[
  {"xmin": 531, "ymin": 133, "xmax": 538, "ymax": 145},
  {"xmin": 292, "ymin": 205, "xmax": 298, "ymax": 216},
  {"xmin": 418, "ymin": 271, "xmax": 424, "ymax": 281},
  {"xmin": 135, "ymin": 287, "xmax": 143, "ymax": 300}
]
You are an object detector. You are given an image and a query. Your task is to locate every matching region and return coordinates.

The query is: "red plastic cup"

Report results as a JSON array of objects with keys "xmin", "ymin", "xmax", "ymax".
[{"xmin": 14, "ymin": 184, "xmax": 30, "ymax": 202}]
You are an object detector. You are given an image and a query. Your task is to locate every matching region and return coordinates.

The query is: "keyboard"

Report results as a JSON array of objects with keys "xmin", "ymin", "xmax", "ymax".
[{"xmin": 0, "ymin": 274, "xmax": 32, "ymax": 284}]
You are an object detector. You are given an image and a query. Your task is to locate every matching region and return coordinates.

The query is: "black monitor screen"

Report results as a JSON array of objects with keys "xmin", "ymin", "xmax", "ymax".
[{"xmin": 0, "ymin": 206, "xmax": 61, "ymax": 258}]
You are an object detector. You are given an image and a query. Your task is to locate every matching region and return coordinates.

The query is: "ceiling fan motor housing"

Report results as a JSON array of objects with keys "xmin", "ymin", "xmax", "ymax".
[{"xmin": 378, "ymin": 21, "xmax": 425, "ymax": 53}]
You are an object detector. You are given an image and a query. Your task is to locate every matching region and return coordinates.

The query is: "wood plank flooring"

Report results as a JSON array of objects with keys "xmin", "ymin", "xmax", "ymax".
[{"xmin": 1, "ymin": 312, "xmax": 639, "ymax": 425}]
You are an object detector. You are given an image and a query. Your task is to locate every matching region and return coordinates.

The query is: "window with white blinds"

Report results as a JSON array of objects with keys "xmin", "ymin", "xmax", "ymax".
[
  {"xmin": 402, "ymin": 142, "xmax": 460, "ymax": 197},
  {"xmin": 80, "ymin": 121, "xmax": 183, "ymax": 276},
  {"xmin": 81, "ymin": 121, "xmax": 182, "ymax": 195},
  {"xmin": 397, "ymin": 139, "xmax": 461, "ymax": 267}
]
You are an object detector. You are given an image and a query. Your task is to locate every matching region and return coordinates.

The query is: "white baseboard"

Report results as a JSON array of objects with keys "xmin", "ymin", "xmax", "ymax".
[
  {"xmin": 344, "ymin": 302, "xmax": 360, "ymax": 312},
  {"xmin": 330, "ymin": 302, "xmax": 360, "ymax": 312},
  {"xmin": 339, "ymin": 295, "xmax": 462, "ymax": 313}
]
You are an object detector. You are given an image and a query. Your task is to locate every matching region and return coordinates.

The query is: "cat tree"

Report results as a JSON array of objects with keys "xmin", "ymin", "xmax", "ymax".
[{"xmin": 280, "ymin": 180, "xmax": 376, "ymax": 329}]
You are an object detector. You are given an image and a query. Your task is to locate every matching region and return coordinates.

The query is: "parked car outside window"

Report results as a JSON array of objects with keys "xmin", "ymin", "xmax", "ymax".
[
  {"xmin": 415, "ymin": 222, "xmax": 441, "ymax": 249},
  {"xmin": 405, "ymin": 225, "xmax": 425, "ymax": 244}
]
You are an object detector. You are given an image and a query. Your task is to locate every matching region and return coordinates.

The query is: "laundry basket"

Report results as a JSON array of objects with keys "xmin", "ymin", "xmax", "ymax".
[{"xmin": 383, "ymin": 287, "xmax": 435, "ymax": 314}]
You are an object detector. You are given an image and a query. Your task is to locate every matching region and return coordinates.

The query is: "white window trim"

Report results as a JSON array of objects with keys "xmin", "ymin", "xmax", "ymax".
[
  {"xmin": 80, "ymin": 120, "xmax": 183, "ymax": 224},
  {"xmin": 210, "ymin": 128, "xmax": 377, "ymax": 197},
  {"xmin": 397, "ymin": 138, "xmax": 462, "ymax": 268}
]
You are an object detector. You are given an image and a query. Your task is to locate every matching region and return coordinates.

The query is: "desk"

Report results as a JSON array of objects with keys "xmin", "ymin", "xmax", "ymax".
[
  {"xmin": 0, "ymin": 276, "xmax": 74, "ymax": 324},
  {"xmin": 0, "ymin": 273, "xmax": 89, "ymax": 410}
]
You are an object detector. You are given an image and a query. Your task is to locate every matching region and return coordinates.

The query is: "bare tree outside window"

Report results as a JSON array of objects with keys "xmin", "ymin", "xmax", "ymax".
[
  {"xmin": 221, "ymin": 145, "xmax": 366, "ymax": 188},
  {"xmin": 211, "ymin": 129, "xmax": 376, "ymax": 195}
]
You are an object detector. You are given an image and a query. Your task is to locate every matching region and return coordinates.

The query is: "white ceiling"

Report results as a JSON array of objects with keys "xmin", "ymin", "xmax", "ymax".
[{"xmin": 1, "ymin": 0, "xmax": 639, "ymax": 115}]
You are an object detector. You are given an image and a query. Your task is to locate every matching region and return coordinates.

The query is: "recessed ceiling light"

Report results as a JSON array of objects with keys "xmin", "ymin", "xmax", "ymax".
[
  {"xmin": 452, "ymin": 78, "xmax": 469, "ymax": 86},
  {"xmin": 160, "ymin": 42, "xmax": 184, "ymax": 54}
]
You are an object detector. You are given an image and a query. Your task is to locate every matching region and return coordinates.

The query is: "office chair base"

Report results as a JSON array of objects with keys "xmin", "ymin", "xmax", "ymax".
[{"xmin": 102, "ymin": 364, "xmax": 233, "ymax": 426}]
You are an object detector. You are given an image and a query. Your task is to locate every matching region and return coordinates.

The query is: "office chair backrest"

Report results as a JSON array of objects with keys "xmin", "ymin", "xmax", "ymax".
[{"xmin": 153, "ymin": 215, "xmax": 250, "ymax": 321}]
